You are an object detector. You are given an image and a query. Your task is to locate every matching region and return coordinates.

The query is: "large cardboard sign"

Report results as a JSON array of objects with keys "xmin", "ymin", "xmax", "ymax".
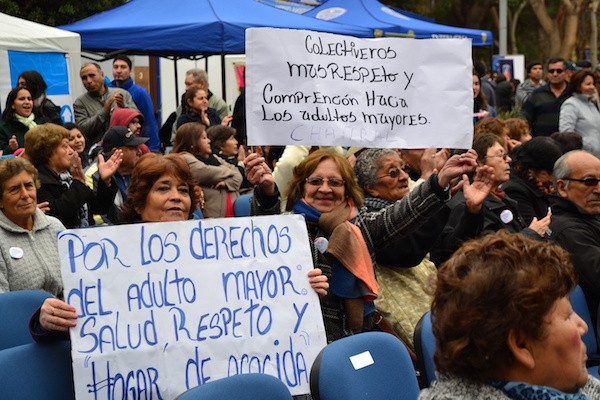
[
  {"xmin": 58, "ymin": 215, "xmax": 327, "ymax": 399},
  {"xmin": 246, "ymin": 27, "xmax": 473, "ymax": 149}
]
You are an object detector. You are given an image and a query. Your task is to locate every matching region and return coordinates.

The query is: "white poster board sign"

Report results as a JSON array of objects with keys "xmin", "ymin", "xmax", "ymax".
[
  {"xmin": 246, "ymin": 27, "xmax": 473, "ymax": 149},
  {"xmin": 58, "ymin": 215, "xmax": 326, "ymax": 399}
]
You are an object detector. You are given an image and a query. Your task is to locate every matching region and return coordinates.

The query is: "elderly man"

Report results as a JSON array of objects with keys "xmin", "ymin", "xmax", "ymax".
[
  {"xmin": 74, "ymin": 62, "xmax": 138, "ymax": 146},
  {"xmin": 549, "ymin": 150, "xmax": 600, "ymax": 331},
  {"xmin": 111, "ymin": 54, "xmax": 160, "ymax": 152}
]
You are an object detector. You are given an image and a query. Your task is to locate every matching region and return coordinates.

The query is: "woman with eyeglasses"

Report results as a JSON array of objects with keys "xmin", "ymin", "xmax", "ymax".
[
  {"xmin": 431, "ymin": 133, "xmax": 551, "ymax": 266},
  {"xmin": 244, "ymin": 148, "xmax": 478, "ymax": 343},
  {"xmin": 559, "ymin": 70, "xmax": 600, "ymax": 158},
  {"xmin": 353, "ymin": 148, "xmax": 492, "ymax": 350}
]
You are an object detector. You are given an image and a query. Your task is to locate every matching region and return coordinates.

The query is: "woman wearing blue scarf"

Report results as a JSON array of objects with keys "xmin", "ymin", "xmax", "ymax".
[
  {"xmin": 419, "ymin": 231, "xmax": 600, "ymax": 400},
  {"xmin": 244, "ymin": 148, "xmax": 479, "ymax": 343}
]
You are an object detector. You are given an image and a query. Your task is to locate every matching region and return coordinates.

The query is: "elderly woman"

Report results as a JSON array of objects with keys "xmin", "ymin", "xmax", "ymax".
[
  {"xmin": 245, "ymin": 148, "xmax": 478, "ymax": 342},
  {"xmin": 173, "ymin": 122, "xmax": 242, "ymax": 218},
  {"xmin": 0, "ymin": 157, "xmax": 64, "ymax": 295},
  {"xmin": 432, "ymin": 133, "xmax": 551, "ymax": 266},
  {"xmin": 32, "ymin": 153, "xmax": 327, "ymax": 339},
  {"xmin": 17, "ymin": 70, "xmax": 62, "ymax": 125},
  {"xmin": 24, "ymin": 123, "xmax": 122, "ymax": 228},
  {"xmin": 502, "ymin": 137, "xmax": 563, "ymax": 224},
  {"xmin": 420, "ymin": 231, "xmax": 600, "ymax": 399},
  {"xmin": 353, "ymin": 148, "xmax": 492, "ymax": 348},
  {"xmin": 0, "ymin": 86, "xmax": 49, "ymax": 154}
]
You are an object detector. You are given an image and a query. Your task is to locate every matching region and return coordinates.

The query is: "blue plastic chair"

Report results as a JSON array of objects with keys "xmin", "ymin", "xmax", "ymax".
[
  {"xmin": 570, "ymin": 285, "xmax": 600, "ymax": 379},
  {"xmin": 0, "ymin": 290, "xmax": 53, "ymax": 351},
  {"xmin": 233, "ymin": 193, "xmax": 253, "ymax": 217},
  {"xmin": 176, "ymin": 373, "xmax": 292, "ymax": 399},
  {"xmin": 0, "ymin": 341, "xmax": 75, "ymax": 399},
  {"xmin": 310, "ymin": 331, "xmax": 420, "ymax": 400},
  {"xmin": 414, "ymin": 311, "xmax": 436, "ymax": 388}
]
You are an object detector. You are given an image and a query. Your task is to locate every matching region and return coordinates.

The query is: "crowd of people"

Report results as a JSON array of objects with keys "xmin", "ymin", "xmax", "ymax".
[{"xmin": 1, "ymin": 53, "xmax": 600, "ymax": 399}]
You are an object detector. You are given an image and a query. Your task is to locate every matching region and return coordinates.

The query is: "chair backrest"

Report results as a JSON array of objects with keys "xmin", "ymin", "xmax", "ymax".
[
  {"xmin": 233, "ymin": 193, "xmax": 253, "ymax": 217},
  {"xmin": 176, "ymin": 373, "xmax": 292, "ymax": 400},
  {"xmin": 414, "ymin": 311, "xmax": 436, "ymax": 389},
  {"xmin": 310, "ymin": 331, "xmax": 420, "ymax": 400},
  {"xmin": 0, "ymin": 341, "xmax": 75, "ymax": 399},
  {"xmin": 570, "ymin": 285, "xmax": 599, "ymax": 357},
  {"xmin": 0, "ymin": 290, "xmax": 53, "ymax": 350}
]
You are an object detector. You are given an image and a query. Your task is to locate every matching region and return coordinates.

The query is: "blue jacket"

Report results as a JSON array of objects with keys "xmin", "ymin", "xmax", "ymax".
[{"xmin": 110, "ymin": 78, "xmax": 160, "ymax": 151}]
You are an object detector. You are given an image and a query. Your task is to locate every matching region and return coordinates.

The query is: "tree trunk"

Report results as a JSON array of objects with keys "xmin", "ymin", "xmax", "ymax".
[
  {"xmin": 528, "ymin": 0, "xmax": 581, "ymax": 58},
  {"xmin": 591, "ymin": 0, "xmax": 599, "ymax": 65},
  {"xmin": 509, "ymin": 1, "xmax": 529, "ymax": 54}
]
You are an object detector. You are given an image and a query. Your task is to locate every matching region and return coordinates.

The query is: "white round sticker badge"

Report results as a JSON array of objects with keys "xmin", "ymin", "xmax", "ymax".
[
  {"xmin": 9, "ymin": 247, "xmax": 24, "ymax": 259},
  {"xmin": 500, "ymin": 209, "xmax": 514, "ymax": 224}
]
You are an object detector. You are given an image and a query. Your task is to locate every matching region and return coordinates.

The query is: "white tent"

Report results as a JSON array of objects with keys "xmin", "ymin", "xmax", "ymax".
[{"xmin": 0, "ymin": 12, "xmax": 81, "ymax": 122}]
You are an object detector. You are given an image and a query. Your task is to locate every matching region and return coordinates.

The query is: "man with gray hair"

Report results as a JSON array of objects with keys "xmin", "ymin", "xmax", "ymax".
[
  {"xmin": 549, "ymin": 150, "xmax": 600, "ymax": 333},
  {"xmin": 74, "ymin": 62, "xmax": 138, "ymax": 146},
  {"xmin": 170, "ymin": 68, "xmax": 229, "ymax": 143}
]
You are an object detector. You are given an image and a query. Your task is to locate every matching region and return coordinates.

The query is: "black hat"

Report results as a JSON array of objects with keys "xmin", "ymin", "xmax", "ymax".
[
  {"xmin": 101, "ymin": 126, "xmax": 148, "ymax": 152},
  {"xmin": 512, "ymin": 137, "xmax": 562, "ymax": 172}
]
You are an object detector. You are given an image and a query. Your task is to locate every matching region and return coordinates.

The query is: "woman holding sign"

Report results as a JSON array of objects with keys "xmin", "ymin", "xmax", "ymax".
[
  {"xmin": 244, "ymin": 148, "xmax": 479, "ymax": 343},
  {"xmin": 31, "ymin": 153, "xmax": 328, "ymax": 340}
]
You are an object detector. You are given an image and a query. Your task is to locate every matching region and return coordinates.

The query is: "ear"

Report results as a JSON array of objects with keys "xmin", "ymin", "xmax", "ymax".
[
  {"xmin": 363, "ymin": 184, "xmax": 379, "ymax": 198},
  {"xmin": 506, "ymin": 328, "xmax": 536, "ymax": 370},
  {"xmin": 555, "ymin": 179, "xmax": 568, "ymax": 198}
]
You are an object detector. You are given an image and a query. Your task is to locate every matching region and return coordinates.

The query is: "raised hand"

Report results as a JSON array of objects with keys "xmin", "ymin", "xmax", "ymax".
[
  {"xmin": 463, "ymin": 165, "xmax": 495, "ymax": 213},
  {"xmin": 437, "ymin": 149, "xmax": 478, "ymax": 189},
  {"xmin": 244, "ymin": 151, "xmax": 275, "ymax": 195},
  {"xmin": 98, "ymin": 148, "xmax": 123, "ymax": 184}
]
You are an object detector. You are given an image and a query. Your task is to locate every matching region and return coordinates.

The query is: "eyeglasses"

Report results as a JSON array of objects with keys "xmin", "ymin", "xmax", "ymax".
[
  {"xmin": 562, "ymin": 177, "xmax": 600, "ymax": 187},
  {"xmin": 548, "ymin": 69, "xmax": 564, "ymax": 74},
  {"xmin": 305, "ymin": 177, "xmax": 345, "ymax": 187},
  {"xmin": 485, "ymin": 153, "xmax": 509, "ymax": 161},
  {"xmin": 376, "ymin": 166, "xmax": 407, "ymax": 180}
]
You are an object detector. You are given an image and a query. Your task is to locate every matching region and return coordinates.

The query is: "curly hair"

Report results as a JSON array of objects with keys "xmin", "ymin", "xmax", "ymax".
[
  {"xmin": 432, "ymin": 230, "xmax": 577, "ymax": 382},
  {"xmin": 354, "ymin": 148, "xmax": 398, "ymax": 189},
  {"xmin": 24, "ymin": 123, "xmax": 70, "ymax": 168},
  {"xmin": 0, "ymin": 157, "xmax": 39, "ymax": 200},
  {"xmin": 284, "ymin": 149, "xmax": 363, "ymax": 211},
  {"xmin": 120, "ymin": 153, "xmax": 198, "ymax": 223}
]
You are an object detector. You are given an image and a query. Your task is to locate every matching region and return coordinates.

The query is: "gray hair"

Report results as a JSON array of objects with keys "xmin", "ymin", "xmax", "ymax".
[
  {"xmin": 552, "ymin": 150, "xmax": 590, "ymax": 189},
  {"xmin": 186, "ymin": 68, "xmax": 208, "ymax": 84},
  {"xmin": 81, "ymin": 62, "xmax": 102, "ymax": 73},
  {"xmin": 354, "ymin": 148, "xmax": 397, "ymax": 189}
]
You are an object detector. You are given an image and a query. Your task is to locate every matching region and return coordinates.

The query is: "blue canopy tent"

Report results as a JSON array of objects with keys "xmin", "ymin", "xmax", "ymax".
[
  {"xmin": 301, "ymin": 0, "xmax": 493, "ymax": 46},
  {"xmin": 59, "ymin": 0, "xmax": 374, "ymax": 56}
]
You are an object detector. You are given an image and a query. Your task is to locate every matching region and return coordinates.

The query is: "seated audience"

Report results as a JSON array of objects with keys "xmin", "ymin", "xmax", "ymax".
[
  {"xmin": 550, "ymin": 131, "xmax": 583, "ymax": 153},
  {"xmin": 0, "ymin": 87, "xmax": 48, "ymax": 154},
  {"xmin": 176, "ymin": 87, "xmax": 230, "ymax": 130},
  {"xmin": 17, "ymin": 70, "xmax": 62, "ymax": 125},
  {"xmin": 420, "ymin": 231, "xmax": 599, "ymax": 399},
  {"xmin": 64, "ymin": 122, "xmax": 88, "ymax": 169},
  {"xmin": 110, "ymin": 107, "xmax": 150, "ymax": 155},
  {"xmin": 207, "ymin": 125, "xmax": 252, "ymax": 193},
  {"xmin": 504, "ymin": 117, "xmax": 532, "ymax": 144}
]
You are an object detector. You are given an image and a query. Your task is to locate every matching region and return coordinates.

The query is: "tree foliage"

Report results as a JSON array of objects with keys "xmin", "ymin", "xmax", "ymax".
[{"xmin": 0, "ymin": 0, "xmax": 127, "ymax": 26}]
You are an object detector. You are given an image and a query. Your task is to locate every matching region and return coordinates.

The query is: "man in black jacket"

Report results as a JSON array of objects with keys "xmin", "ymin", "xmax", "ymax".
[{"xmin": 549, "ymin": 150, "xmax": 600, "ymax": 332}]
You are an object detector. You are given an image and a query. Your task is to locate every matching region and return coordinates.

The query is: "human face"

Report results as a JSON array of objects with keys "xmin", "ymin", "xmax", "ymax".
[
  {"xmin": 580, "ymin": 75, "xmax": 596, "ymax": 96},
  {"xmin": 472, "ymin": 74, "xmax": 481, "ymax": 98},
  {"xmin": 0, "ymin": 171, "xmax": 37, "ymax": 229},
  {"xmin": 366, "ymin": 153, "xmax": 409, "ymax": 202},
  {"xmin": 547, "ymin": 62, "xmax": 566, "ymax": 86},
  {"xmin": 531, "ymin": 169, "xmax": 555, "ymax": 195},
  {"xmin": 119, "ymin": 146, "xmax": 141, "ymax": 175},
  {"xmin": 68, "ymin": 128, "xmax": 86, "ymax": 153},
  {"xmin": 112, "ymin": 59, "xmax": 131, "ymax": 82},
  {"xmin": 128, "ymin": 117, "xmax": 143, "ymax": 136},
  {"xmin": 184, "ymin": 74, "xmax": 206, "ymax": 91},
  {"xmin": 483, "ymin": 141, "xmax": 511, "ymax": 186},
  {"xmin": 80, "ymin": 64, "xmax": 105, "ymax": 94},
  {"xmin": 47, "ymin": 138, "xmax": 75, "ymax": 173},
  {"xmin": 303, "ymin": 158, "xmax": 346, "ymax": 213},
  {"xmin": 139, "ymin": 174, "xmax": 191, "ymax": 222},
  {"xmin": 527, "ymin": 297, "xmax": 588, "ymax": 393},
  {"xmin": 528, "ymin": 64, "xmax": 543, "ymax": 81},
  {"xmin": 188, "ymin": 89, "xmax": 209, "ymax": 114},
  {"xmin": 196, "ymin": 130, "xmax": 212, "ymax": 157},
  {"xmin": 11, "ymin": 88, "xmax": 33, "ymax": 118},
  {"xmin": 557, "ymin": 153, "xmax": 600, "ymax": 215},
  {"xmin": 220, "ymin": 136, "xmax": 238, "ymax": 157}
]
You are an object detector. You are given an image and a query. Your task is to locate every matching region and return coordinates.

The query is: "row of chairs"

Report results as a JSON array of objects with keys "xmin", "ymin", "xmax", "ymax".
[{"xmin": 1, "ymin": 285, "xmax": 598, "ymax": 398}]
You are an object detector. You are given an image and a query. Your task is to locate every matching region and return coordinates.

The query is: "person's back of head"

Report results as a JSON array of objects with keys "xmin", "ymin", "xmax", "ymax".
[
  {"xmin": 550, "ymin": 131, "xmax": 583, "ymax": 154},
  {"xmin": 17, "ymin": 70, "xmax": 47, "ymax": 99}
]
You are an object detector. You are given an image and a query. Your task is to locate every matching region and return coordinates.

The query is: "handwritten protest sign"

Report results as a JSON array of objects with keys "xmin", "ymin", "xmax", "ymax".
[
  {"xmin": 57, "ymin": 215, "xmax": 327, "ymax": 399},
  {"xmin": 246, "ymin": 27, "xmax": 473, "ymax": 149}
]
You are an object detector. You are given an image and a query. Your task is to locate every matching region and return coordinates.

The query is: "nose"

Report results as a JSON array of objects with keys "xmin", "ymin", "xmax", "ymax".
[{"xmin": 574, "ymin": 312, "xmax": 589, "ymax": 336}]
